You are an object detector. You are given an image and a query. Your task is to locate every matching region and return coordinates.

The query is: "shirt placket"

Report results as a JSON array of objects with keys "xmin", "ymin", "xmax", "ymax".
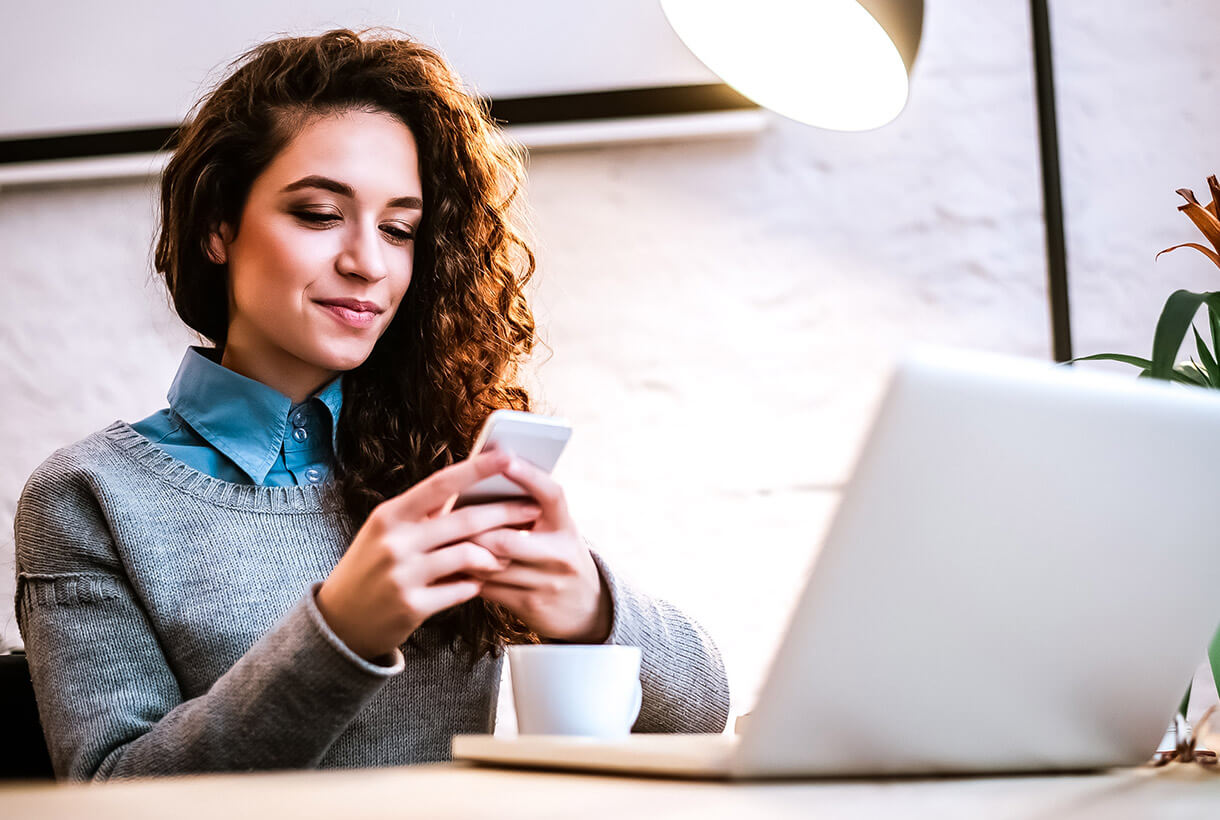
[{"xmin": 284, "ymin": 406, "xmax": 327, "ymax": 485}]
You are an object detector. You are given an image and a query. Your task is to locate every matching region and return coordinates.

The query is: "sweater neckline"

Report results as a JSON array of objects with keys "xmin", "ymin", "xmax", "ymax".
[{"xmin": 101, "ymin": 420, "xmax": 343, "ymax": 513}]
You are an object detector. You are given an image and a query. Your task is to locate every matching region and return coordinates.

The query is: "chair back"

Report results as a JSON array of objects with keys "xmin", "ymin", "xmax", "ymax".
[{"xmin": 0, "ymin": 651, "xmax": 55, "ymax": 779}]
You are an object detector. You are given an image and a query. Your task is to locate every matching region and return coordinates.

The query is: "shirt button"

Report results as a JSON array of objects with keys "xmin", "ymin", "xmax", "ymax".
[
  {"xmin": 306, "ymin": 468, "xmax": 322, "ymax": 483},
  {"xmin": 292, "ymin": 427, "xmax": 309, "ymax": 443},
  {"xmin": 291, "ymin": 410, "xmax": 306, "ymax": 427}
]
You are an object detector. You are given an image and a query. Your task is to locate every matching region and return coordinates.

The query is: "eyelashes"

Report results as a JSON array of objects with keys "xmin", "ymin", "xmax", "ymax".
[
  {"xmin": 291, "ymin": 210, "xmax": 415, "ymax": 245},
  {"xmin": 380, "ymin": 224, "xmax": 415, "ymax": 243}
]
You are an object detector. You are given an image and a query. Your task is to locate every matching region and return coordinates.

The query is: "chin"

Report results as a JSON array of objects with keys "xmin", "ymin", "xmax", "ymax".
[
  {"xmin": 323, "ymin": 352, "xmax": 373, "ymax": 372},
  {"xmin": 307, "ymin": 342, "xmax": 375, "ymax": 373}
]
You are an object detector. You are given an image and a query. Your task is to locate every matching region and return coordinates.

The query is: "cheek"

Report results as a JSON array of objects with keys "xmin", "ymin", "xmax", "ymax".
[
  {"xmin": 266, "ymin": 228, "xmax": 324, "ymax": 281},
  {"xmin": 379, "ymin": 257, "xmax": 415, "ymax": 324},
  {"xmin": 395, "ymin": 246, "xmax": 416, "ymax": 295},
  {"xmin": 233, "ymin": 224, "xmax": 322, "ymax": 298}
]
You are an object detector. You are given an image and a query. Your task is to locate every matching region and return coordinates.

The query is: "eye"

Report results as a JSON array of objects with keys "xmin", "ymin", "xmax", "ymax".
[
  {"xmin": 293, "ymin": 209, "xmax": 339, "ymax": 226},
  {"xmin": 381, "ymin": 224, "xmax": 415, "ymax": 245}
]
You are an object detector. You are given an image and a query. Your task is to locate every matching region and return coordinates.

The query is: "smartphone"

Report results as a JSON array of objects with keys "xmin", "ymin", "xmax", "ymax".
[{"xmin": 442, "ymin": 409, "xmax": 572, "ymax": 512}]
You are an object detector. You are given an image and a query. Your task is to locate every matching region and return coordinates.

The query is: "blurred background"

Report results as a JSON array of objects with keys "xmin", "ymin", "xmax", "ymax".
[{"xmin": 3, "ymin": 0, "xmax": 1219, "ymax": 727}]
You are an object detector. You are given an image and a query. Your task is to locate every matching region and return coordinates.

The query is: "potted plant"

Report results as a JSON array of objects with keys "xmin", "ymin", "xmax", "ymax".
[
  {"xmin": 1074, "ymin": 175, "xmax": 1220, "ymax": 721},
  {"xmin": 1077, "ymin": 175, "xmax": 1220, "ymax": 386}
]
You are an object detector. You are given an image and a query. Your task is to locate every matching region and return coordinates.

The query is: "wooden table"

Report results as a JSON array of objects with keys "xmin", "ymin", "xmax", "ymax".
[{"xmin": 4, "ymin": 762, "xmax": 1219, "ymax": 819}]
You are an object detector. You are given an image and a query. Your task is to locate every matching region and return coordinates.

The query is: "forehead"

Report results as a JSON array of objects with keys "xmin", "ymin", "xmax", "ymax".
[{"xmin": 258, "ymin": 109, "xmax": 422, "ymax": 195}]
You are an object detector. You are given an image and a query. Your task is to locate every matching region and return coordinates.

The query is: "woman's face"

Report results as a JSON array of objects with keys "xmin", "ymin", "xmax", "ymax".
[{"xmin": 209, "ymin": 108, "xmax": 423, "ymax": 402}]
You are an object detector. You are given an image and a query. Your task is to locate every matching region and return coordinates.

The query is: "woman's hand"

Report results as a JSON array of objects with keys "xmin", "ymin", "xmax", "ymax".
[
  {"xmin": 472, "ymin": 457, "xmax": 612, "ymax": 644},
  {"xmin": 316, "ymin": 451, "xmax": 542, "ymax": 662}
]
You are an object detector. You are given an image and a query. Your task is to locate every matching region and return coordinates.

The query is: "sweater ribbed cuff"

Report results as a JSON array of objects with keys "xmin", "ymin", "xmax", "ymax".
[
  {"xmin": 588, "ymin": 549, "xmax": 642, "ymax": 649},
  {"xmin": 303, "ymin": 582, "xmax": 405, "ymax": 677}
]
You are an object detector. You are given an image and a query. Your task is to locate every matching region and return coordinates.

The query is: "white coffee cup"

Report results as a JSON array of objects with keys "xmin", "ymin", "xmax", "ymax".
[{"xmin": 508, "ymin": 645, "xmax": 642, "ymax": 738}]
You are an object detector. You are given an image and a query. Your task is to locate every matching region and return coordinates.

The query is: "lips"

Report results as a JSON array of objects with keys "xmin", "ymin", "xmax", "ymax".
[
  {"xmin": 315, "ymin": 298, "xmax": 384, "ymax": 314},
  {"xmin": 317, "ymin": 301, "xmax": 380, "ymax": 329}
]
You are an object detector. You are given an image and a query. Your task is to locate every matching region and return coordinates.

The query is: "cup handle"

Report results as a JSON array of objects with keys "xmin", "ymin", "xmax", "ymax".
[{"xmin": 626, "ymin": 677, "xmax": 642, "ymax": 730}]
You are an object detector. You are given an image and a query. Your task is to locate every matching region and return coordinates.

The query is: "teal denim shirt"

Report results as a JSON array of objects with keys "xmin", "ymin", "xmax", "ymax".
[{"xmin": 131, "ymin": 345, "xmax": 343, "ymax": 487}]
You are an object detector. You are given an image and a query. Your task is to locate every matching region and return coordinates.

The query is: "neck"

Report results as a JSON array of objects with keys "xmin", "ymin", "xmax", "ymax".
[{"xmin": 218, "ymin": 341, "xmax": 336, "ymax": 405}]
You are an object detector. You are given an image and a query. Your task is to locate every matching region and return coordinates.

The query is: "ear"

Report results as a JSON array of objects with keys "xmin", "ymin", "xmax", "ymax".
[{"xmin": 206, "ymin": 223, "xmax": 233, "ymax": 265}]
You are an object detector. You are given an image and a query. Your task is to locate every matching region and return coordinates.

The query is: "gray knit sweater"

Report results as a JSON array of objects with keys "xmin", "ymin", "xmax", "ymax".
[{"xmin": 14, "ymin": 421, "xmax": 730, "ymax": 781}]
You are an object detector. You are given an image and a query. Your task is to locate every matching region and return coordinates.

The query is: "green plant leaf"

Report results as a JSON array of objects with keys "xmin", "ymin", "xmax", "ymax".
[
  {"xmin": 1194, "ymin": 324, "xmax": 1220, "ymax": 386},
  {"xmin": 1209, "ymin": 622, "xmax": 1220, "ymax": 712},
  {"xmin": 1170, "ymin": 371, "xmax": 1207, "ymax": 386},
  {"xmin": 1209, "ymin": 303, "xmax": 1220, "ymax": 365},
  {"xmin": 1151, "ymin": 290, "xmax": 1213, "ymax": 378},
  {"xmin": 1173, "ymin": 361, "xmax": 1210, "ymax": 386},
  {"xmin": 1069, "ymin": 353, "xmax": 1153, "ymax": 369},
  {"xmin": 1200, "ymin": 293, "xmax": 1220, "ymax": 356}
]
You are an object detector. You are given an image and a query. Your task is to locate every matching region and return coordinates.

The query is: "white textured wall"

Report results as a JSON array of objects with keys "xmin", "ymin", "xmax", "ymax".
[{"xmin": 4, "ymin": 1, "xmax": 1220, "ymax": 723}]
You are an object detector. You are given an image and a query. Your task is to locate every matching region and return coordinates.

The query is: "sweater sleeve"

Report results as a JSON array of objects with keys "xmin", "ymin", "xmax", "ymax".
[
  {"xmin": 588, "ymin": 548, "xmax": 730, "ymax": 734},
  {"xmin": 13, "ymin": 457, "xmax": 403, "ymax": 781}
]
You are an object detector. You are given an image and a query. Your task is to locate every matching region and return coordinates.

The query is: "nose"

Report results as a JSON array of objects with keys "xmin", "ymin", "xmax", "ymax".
[{"xmin": 335, "ymin": 221, "xmax": 390, "ymax": 282}]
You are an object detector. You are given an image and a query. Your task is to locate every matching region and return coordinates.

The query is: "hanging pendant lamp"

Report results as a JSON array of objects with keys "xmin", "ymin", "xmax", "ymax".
[{"xmin": 661, "ymin": 0, "xmax": 924, "ymax": 131}]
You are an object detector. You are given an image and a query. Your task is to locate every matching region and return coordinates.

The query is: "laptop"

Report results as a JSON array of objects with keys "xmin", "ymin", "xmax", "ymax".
[{"xmin": 453, "ymin": 346, "xmax": 1220, "ymax": 779}]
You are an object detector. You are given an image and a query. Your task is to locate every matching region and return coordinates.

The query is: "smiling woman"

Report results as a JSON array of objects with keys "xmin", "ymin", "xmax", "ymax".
[
  {"xmin": 12, "ymin": 27, "xmax": 729, "ymax": 781},
  {"xmin": 208, "ymin": 111, "xmax": 423, "ymax": 394}
]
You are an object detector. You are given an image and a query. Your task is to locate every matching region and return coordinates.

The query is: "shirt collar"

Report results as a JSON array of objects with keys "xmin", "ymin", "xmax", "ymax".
[
  {"xmin": 313, "ymin": 374, "xmax": 344, "ymax": 455},
  {"xmin": 167, "ymin": 346, "xmax": 344, "ymax": 484}
]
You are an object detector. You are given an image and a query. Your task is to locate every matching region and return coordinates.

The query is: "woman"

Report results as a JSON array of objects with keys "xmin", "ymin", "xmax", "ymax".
[{"xmin": 13, "ymin": 28, "xmax": 729, "ymax": 781}]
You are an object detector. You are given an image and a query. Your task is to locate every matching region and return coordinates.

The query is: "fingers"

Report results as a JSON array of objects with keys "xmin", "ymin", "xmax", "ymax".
[
  {"xmin": 478, "ymin": 581, "xmax": 533, "ymax": 613},
  {"xmin": 412, "ymin": 580, "xmax": 484, "ymax": 615},
  {"xmin": 381, "ymin": 450, "xmax": 514, "ymax": 522},
  {"xmin": 422, "ymin": 542, "xmax": 506, "ymax": 585},
  {"xmin": 417, "ymin": 499, "xmax": 542, "ymax": 548},
  {"xmin": 475, "ymin": 562, "xmax": 563, "ymax": 589},
  {"xmin": 471, "ymin": 529, "xmax": 562, "ymax": 567},
  {"xmin": 501, "ymin": 457, "xmax": 570, "ymax": 520}
]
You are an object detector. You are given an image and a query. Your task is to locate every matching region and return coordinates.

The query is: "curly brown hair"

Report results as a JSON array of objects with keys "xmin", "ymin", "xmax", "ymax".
[{"xmin": 154, "ymin": 27, "xmax": 540, "ymax": 654}]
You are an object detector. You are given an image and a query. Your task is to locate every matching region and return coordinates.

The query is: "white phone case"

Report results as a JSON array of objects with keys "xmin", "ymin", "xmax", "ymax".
[{"xmin": 450, "ymin": 409, "xmax": 572, "ymax": 509}]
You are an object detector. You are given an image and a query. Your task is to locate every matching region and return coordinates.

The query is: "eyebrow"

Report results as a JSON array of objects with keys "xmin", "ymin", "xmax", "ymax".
[{"xmin": 279, "ymin": 175, "xmax": 423, "ymax": 210}]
